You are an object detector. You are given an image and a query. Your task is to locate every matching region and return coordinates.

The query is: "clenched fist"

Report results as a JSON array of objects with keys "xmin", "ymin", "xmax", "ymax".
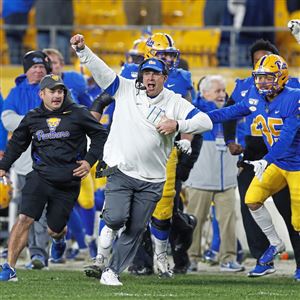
[{"xmin": 70, "ymin": 34, "xmax": 86, "ymax": 51}]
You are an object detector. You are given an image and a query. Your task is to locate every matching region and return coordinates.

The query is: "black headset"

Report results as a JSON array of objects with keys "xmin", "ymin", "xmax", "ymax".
[
  {"xmin": 197, "ymin": 76, "xmax": 206, "ymax": 92},
  {"xmin": 135, "ymin": 58, "xmax": 169, "ymax": 91},
  {"xmin": 23, "ymin": 50, "xmax": 53, "ymax": 74}
]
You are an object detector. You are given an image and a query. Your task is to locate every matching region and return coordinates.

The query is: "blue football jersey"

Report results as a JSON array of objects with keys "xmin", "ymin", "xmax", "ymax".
[
  {"xmin": 208, "ymin": 86, "xmax": 300, "ymax": 171},
  {"xmin": 119, "ymin": 63, "xmax": 139, "ymax": 80},
  {"xmin": 165, "ymin": 68, "xmax": 194, "ymax": 98},
  {"xmin": 231, "ymin": 76, "xmax": 300, "ymax": 137},
  {"xmin": 62, "ymin": 71, "xmax": 92, "ymax": 107},
  {"xmin": 100, "ymin": 102, "xmax": 115, "ymax": 129}
]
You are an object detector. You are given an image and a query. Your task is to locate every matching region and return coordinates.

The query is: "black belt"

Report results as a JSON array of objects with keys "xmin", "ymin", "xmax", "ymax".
[{"xmin": 96, "ymin": 165, "xmax": 118, "ymax": 178}]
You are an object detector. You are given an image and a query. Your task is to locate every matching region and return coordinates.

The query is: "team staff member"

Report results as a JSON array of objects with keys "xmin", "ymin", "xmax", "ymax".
[
  {"xmin": 70, "ymin": 33, "xmax": 212, "ymax": 286},
  {"xmin": 0, "ymin": 75, "xmax": 107, "ymax": 282},
  {"xmin": 2, "ymin": 50, "xmax": 52, "ymax": 268}
]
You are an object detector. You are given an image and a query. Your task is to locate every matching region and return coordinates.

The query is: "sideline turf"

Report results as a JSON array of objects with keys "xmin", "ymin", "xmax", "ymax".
[{"xmin": 1, "ymin": 270, "xmax": 299, "ymax": 300}]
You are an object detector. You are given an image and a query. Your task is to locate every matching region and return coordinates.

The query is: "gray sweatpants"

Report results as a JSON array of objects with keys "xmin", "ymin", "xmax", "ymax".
[{"xmin": 102, "ymin": 170, "xmax": 164, "ymax": 274}]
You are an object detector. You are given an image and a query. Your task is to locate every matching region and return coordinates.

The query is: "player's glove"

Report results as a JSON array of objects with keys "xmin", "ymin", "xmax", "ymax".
[
  {"xmin": 288, "ymin": 19, "xmax": 300, "ymax": 44},
  {"xmin": 175, "ymin": 139, "xmax": 192, "ymax": 155},
  {"xmin": 244, "ymin": 159, "xmax": 268, "ymax": 182}
]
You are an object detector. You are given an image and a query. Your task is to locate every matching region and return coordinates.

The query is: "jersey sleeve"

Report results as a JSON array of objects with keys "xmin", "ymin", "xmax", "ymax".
[
  {"xmin": 206, "ymin": 100, "xmax": 251, "ymax": 123},
  {"xmin": 263, "ymin": 94, "xmax": 300, "ymax": 163}
]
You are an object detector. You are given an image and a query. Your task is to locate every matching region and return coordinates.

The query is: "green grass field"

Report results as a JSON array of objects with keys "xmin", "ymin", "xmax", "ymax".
[{"xmin": 1, "ymin": 270, "xmax": 300, "ymax": 300}]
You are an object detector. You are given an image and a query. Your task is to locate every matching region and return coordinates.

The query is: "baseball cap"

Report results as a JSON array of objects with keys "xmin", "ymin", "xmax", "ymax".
[
  {"xmin": 141, "ymin": 58, "xmax": 166, "ymax": 73},
  {"xmin": 23, "ymin": 50, "xmax": 50, "ymax": 73},
  {"xmin": 40, "ymin": 74, "xmax": 66, "ymax": 91}
]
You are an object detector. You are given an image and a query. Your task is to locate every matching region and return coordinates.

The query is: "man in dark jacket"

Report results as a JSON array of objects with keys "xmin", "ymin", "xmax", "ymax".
[{"xmin": 0, "ymin": 74, "xmax": 107, "ymax": 282}]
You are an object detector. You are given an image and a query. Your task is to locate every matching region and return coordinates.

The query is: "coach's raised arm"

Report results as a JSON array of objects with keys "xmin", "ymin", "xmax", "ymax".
[{"xmin": 70, "ymin": 34, "xmax": 212, "ymax": 136}]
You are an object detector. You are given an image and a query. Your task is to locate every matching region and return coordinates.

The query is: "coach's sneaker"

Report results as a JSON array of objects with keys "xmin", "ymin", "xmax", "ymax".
[
  {"xmin": 156, "ymin": 252, "xmax": 174, "ymax": 278},
  {"xmin": 100, "ymin": 268, "xmax": 123, "ymax": 286},
  {"xmin": 25, "ymin": 254, "xmax": 47, "ymax": 270},
  {"xmin": 31, "ymin": 255, "xmax": 46, "ymax": 269},
  {"xmin": 84, "ymin": 254, "xmax": 107, "ymax": 278},
  {"xmin": 49, "ymin": 238, "xmax": 66, "ymax": 263},
  {"xmin": 294, "ymin": 268, "xmax": 300, "ymax": 281},
  {"xmin": 220, "ymin": 261, "xmax": 245, "ymax": 272},
  {"xmin": 258, "ymin": 242, "xmax": 285, "ymax": 265},
  {"xmin": 0, "ymin": 263, "xmax": 18, "ymax": 282},
  {"xmin": 247, "ymin": 263, "xmax": 276, "ymax": 277}
]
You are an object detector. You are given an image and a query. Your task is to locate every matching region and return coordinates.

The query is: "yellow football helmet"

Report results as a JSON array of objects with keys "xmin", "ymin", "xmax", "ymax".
[
  {"xmin": 0, "ymin": 176, "xmax": 12, "ymax": 210},
  {"xmin": 252, "ymin": 54, "xmax": 288, "ymax": 96},
  {"xmin": 126, "ymin": 39, "xmax": 147, "ymax": 64},
  {"xmin": 144, "ymin": 33, "xmax": 179, "ymax": 68}
]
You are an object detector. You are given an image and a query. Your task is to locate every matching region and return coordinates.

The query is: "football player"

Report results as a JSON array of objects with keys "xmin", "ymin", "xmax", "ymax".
[
  {"xmin": 138, "ymin": 32, "xmax": 199, "ymax": 275},
  {"xmin": 207, "ymin": 54, "xmax": 300, "ymax": 279},
  {"xmin": 223, "ymin": 39, "xmax": 300, "ymax": 280}
]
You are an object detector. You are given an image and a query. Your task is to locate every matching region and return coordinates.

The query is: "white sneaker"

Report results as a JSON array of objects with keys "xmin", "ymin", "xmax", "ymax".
[
  {"xmin": 100, "ymin": 268, "xmax": 123, "ymax": 286},
  {"xmin": 220, "ymin": 261, "xmax": 245, "ymax": 272},
  {"xmin": 156, "ymin": 252, "xmax": 173, "ymax": 278}
]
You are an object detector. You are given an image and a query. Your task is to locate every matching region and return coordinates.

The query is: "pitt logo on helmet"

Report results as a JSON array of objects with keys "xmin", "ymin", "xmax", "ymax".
[
  {"xmin": 144, "ymin": 33, "xmax": 179, "ymax": 68},
  {"xmin": 252, "ymin": 54, "xmax": 288, "ymax": 96}
]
